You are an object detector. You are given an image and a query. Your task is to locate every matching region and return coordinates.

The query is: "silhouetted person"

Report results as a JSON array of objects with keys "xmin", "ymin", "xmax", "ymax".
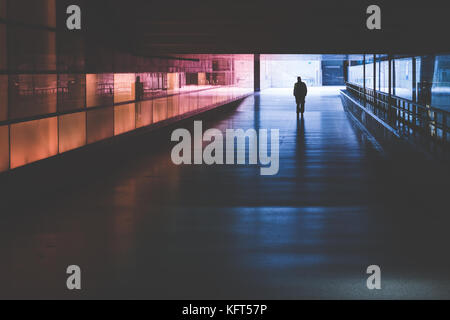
[{"xmin": 294, "ymin": 77, "xmax": 308, "ymax": 117}]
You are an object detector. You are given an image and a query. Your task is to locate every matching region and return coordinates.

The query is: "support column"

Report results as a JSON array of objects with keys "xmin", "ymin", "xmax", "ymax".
[{"xmin": 254, "ymin": 54, "xmax": 260, "ymax": 92}]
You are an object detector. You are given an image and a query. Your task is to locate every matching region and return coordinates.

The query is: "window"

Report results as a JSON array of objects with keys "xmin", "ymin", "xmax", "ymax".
[
  {"xmin": 167, "ymin": 95, "xmax": 179, "ymax": 118},
  {"xmin": 136, "ymin": 100, "xmax": 153, "ymax": 128},
  {"xmin": 394, "ymin": 58, "xmax": 413, "ymax": 100},
  {"xmin": 153, "ymin": 97, "xmax": 167, "ymax": 123}
]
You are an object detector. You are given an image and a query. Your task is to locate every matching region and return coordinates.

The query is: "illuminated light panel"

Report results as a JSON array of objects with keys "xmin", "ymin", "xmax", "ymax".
[
  {"xmin": 87, "ymin": 107, "xmax": 113, "ymax": 144},
  {"xmin": 136, "ymin": 100, "xmax": 153, "ymax": 128},
  {"xmin": 58, "ymin": 112, "xmax": 86, "ymax": 153},
  {"xmin": 153, "ymin": 97, "xmax": 167, "ymax": 123},
  {"xmin": 167, "ymin": 95, "xmax": 180, "ymax": 118},
  {"xmin": 114, "ymin": 103, "xmax": 136, "ymax": 135},
  {"xmin": 0, "ymin": 125, "xmax": 8, "ymax": 172},
  {"xmin": 10, "ymin": 117, "xmax": 58, "ymax": 169},
  {"xmin": 114, "ymin": 73, "xmax": 136, "ymax": 104}
]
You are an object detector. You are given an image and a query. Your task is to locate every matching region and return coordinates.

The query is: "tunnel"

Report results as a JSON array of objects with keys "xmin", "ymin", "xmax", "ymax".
[{"xmin": 0, "ymin": 0, "xmax": 450, "ymax": 300}]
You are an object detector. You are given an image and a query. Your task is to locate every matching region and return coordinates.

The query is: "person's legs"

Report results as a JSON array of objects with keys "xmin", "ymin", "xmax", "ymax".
[{"xmin": 300, "ymin": 100, "xmax": 305, "ymax": 115}]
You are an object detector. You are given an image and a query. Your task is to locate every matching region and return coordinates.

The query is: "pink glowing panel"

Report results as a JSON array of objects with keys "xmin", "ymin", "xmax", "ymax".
[
  {"xmin": 189, "ymin": 92, "xmax": 198, "ymax": 111},
  {"xmin": 0, "ymin": 125, "xmax": 8, "ymax": 172},
  {"xmin": 136, "ymin": 100, "xmax": 153, "ymax": 128},
  {"xmin": 0, "ymin": 75, "xmax": 7, "ymax": 121},
  {"xmin": 58, "ymin": 112, "xmax": 86, "ymax": 153},
  {"xmin": 114, "ymin": 73, "xmax": 136, "ymax": 104},
  {"xmin": 153, "ymin": 97, "xmax": 167, "ymax": 123},
  {"xmin": 87, "ymin": 107, "xmax": 113, "ymax": 144},
  {"xmin": 179, "ymin": 93, "xmax": 190, "ymax": 115},
  {"xmin": 167, "ymin": 95, "xmax": 179, "ymax": 119},
  {"xmin": 198, "ymin": 91, "xmax": 214, "ymax": 109},
  {"xmin": 0, "ymin": 23, "xmax": 6, "ymax": 69},
  {"xmin": 10, "ymin": 117, "xmax": 58, "ymax": 169},
  {"xmin": 114, "ymin": 103, "xmax": 136, "ymax": 135}
]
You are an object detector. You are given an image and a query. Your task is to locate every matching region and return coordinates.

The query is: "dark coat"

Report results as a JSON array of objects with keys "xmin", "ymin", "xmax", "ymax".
[{"xmin": 294, "ymin": 81, "xmax": 308, "ymax": 99}]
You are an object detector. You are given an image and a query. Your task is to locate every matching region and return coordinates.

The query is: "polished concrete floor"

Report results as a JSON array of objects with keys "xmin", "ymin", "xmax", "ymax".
[{"xmin": 1, "ymin": 88, "xmax": 450, "ymax": 299}]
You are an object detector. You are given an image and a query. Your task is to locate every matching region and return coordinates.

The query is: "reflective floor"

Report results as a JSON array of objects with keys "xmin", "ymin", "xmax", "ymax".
[{"xmin": 1, "ymin": 88, "xmax": 450, "ymax": 299}]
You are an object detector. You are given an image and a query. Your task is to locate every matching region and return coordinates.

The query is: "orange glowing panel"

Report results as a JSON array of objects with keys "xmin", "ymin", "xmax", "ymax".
[
  {"xmin": 136, "ymin": 100, "xmax": 153, "ymax": 128},
  {"xmin": 86, "ymin": 74, "xmax": 114, "ymax": 108},
  {"xmin": 87, "ymin": 107, "xmax": 113, "ymax": 144},
  {"xmin": 0, "ymin": 75, "xmax": 7, "ymax": 121},
  {"xmin": 58, "ymin": 112, "xmax": 86, "ymax": 153},
  {"xmin": 167, "ymin": 73, "xmax": 179, "ymax": 92},
  {"xmin": 179, "ymin": 93, "xmax": 190, "ymax": 115},
  {"xmin": 114, "ymin": 73, "xmax": 136, "ymax": 104},
  {"xmin": 10, "ymin": 117, "xmax": 58, "ymax": 169},
  {"xmin": 189, "ymin": 92, "xmax": 198, "ymax": 112},
  {"xmin": 198, "ymin": 91, "xmax": 214, "ymax": 109},
  {"xmin": 153, "ymin": 97, "xmax": 167, "ymax": 123},
  {"xmin": 114, "ymin": 103, "xmax": 136, "ymax": 135},
  {"xmin": 167, "ymin": 95, "xmax": 179, "ymax": 119},
  {"xmin": 0, "ymin": 125, "xmax": 8, "ymax": 172}
]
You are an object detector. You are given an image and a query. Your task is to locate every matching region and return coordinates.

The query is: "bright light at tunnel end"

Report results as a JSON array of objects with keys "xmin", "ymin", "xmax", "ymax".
[{"xmin": 170, "ymin": 121, "xmax": 280, "ymax": 176}]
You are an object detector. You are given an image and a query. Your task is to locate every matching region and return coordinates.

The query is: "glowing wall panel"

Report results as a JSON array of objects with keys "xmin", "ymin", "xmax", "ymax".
[
  {"xmin": 9, "ymin": 74, "xmax": 57, "ymax": 120},
  {"xmin": 58, "ymin": 74, "xmax": 86, "ymax": 112},
  {"xmin": 167, "ymin": 95, "xmax": 179, "ymax": 118},
  {"xmin": 179, "ymin": 93, "xmax": 190, "ymax": 115},
  {"xmin": 86, "ymin": 74, "xmax": 114, "ymax": 108},
  {"xmin": 0, "ymin": 125, "xmax": 8, "ymax": 172},
  {"xmin": 153, "ymin": 97, "xmax": 167, "ymax": 123},
  {"xmin": 0, "ymin": 75, "xmax": 7, "ymax": 121},
  {"xmin": 58, "ymin": 112, "xmax": 86, "ymax": 153},
  {"xmin": 114, "ymin": 103, "xmax": 136, "ymax": 135},
  {"xmin": 114, "ymin": 73, "xmax": 135, "ymax": 104},
  {"xmin": 189, "ymin": 92, "xmax": 198, "ymax": 111},
  {"xmin": 87, "ymin": 107, "xmax": 113, "ymax": 144},
  {"xmin": 136, "ymin": 100, "xmax": 153, "ymax": 128},
  {"xmin": 10, "ymin": 117, "xmax": 58, "ymax": 169},
  {"xmin": 198, "ymin": 91, "xmax": 214, "ymax": 109}
]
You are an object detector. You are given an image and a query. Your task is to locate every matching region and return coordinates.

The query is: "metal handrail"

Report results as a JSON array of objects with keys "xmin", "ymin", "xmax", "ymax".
[{"xmin": 345, "ymin": 82, "xmax": 449, "ymax": 144}]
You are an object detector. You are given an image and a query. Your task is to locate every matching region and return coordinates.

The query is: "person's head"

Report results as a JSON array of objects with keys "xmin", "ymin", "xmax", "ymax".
[{"xmin": 297, "ymin": 77, "xmax": 302, "ymax": 82}]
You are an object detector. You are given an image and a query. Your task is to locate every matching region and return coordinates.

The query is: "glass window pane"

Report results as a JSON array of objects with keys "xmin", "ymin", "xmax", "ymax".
[
  {"xmin": 0, "ymin": 125, "xmax": 8, "ymax": 172},
  {"xmin": 0, "ymin": 24, "xmax": 6, "ymax": 70},
  {"xmin": 189, "ymin": 92, "xmax": 198, "ymax": 111},
  {"xmin": 114, "ymin": 73, "xmax": 136, "ymax": 104},
  {"xmin": 394, "ymin": 58, "xmax": 413, "ymax": 100},
  {"xmin": 86, "ymin": 74, "xmax": 114, "ymax": 108},
  {"xmin": 8, "ymin": 27, "xmax": 56, "ymax": 71},
  {"xmin": 431, "ymin": 55, "xmax": 450, "ymax": 110},
  {"xmin": 57, "ymin": 32, "xmax": 85, "ymax": 72},
  {"xmin": 87, "ymin": 107, "xmax": 113, "ymax": 144},
  {"xmin": 58, "ymin": 112, "xmax": 86, "ymax": 153},
  {"xmin": 10, "ymin": 117, "xmax": 58, "ymax": 169},
  {"xmin": 58, "ymin": 74, "xmax": 86, "ymax": 112},
  {"xmin": 8, "ymin": 0, "xmax": 56, "ymax": 28},
  {"xmin": 179, "ymin": 93, "xmax": 190, "ymax": 115},
  {"xmin": 114, "ymin": 103, "xmax": 135, "ymax": 135},
  {"xmin": 136, "ymin": 100, "xmax": 152, "ymax": 128},
  {"xmin": 9, "ymin": 74, "xmax": 57, "ymax": 119},
  {"xmin": 153, "ymin": 97, "xmax": 167, "ymax": 123},
  {"xmin": 0, "ymin": 75, "xmax": 7, "ymax": 121}
]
